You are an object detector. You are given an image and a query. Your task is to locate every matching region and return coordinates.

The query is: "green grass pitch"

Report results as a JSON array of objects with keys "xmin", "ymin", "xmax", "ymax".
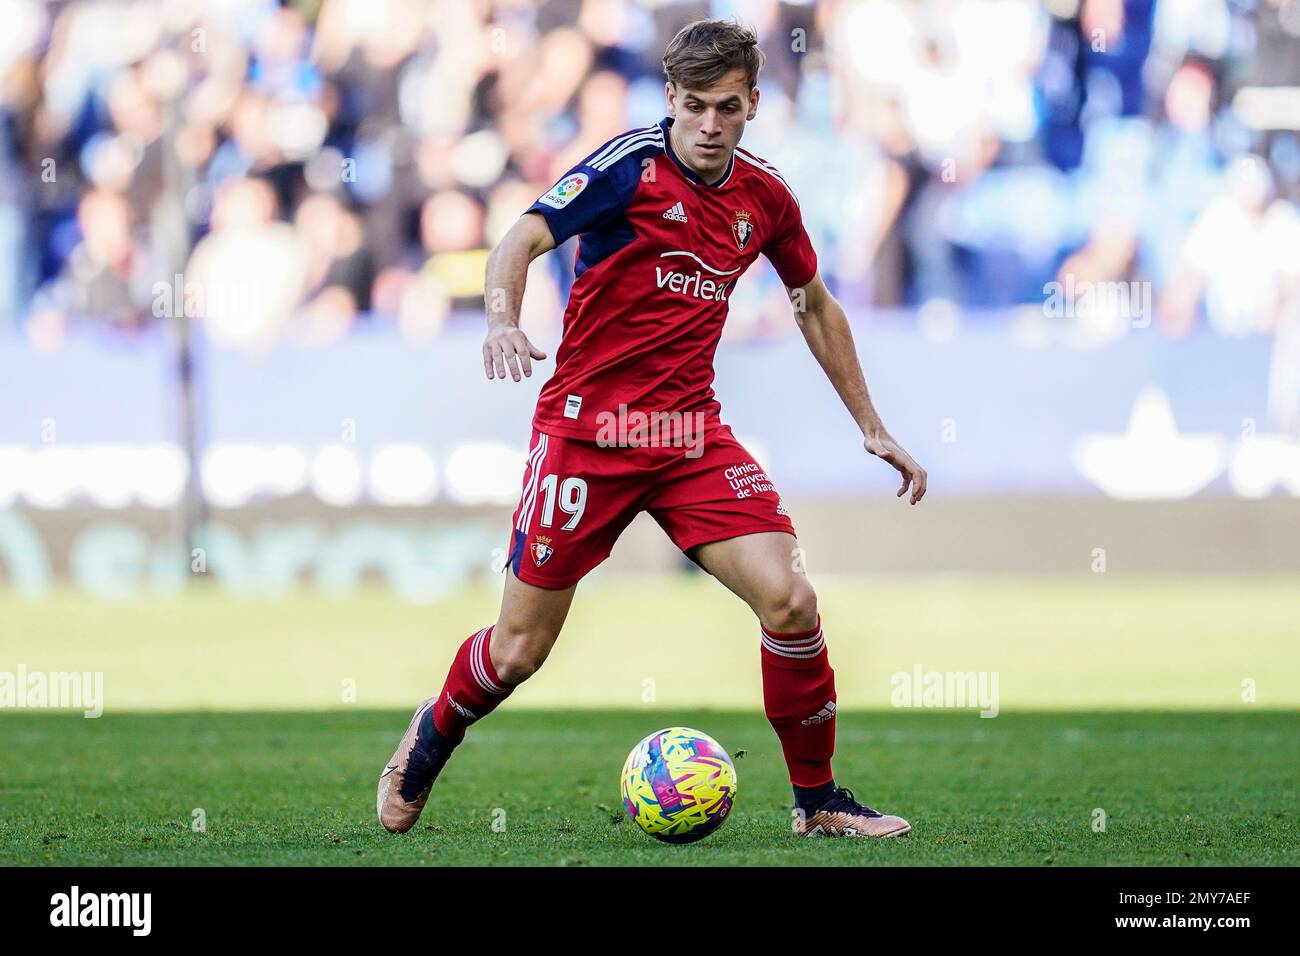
[
  {"xmin": 1, "ymin": 709, "xmax": 1296, "ymax": 866},
  {"xmin": 0, "ymin": 575, "xmax": 1296, "ymax": 865}
]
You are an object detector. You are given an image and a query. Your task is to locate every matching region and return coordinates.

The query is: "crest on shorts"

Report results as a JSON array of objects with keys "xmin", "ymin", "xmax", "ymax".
[
  {"xmin": 731, "ymin": 210, "xmax": 753, "ymax": 251},
  {"xmin": 531, "ymin": 535, "xmax": 554, "ymax": 567}
]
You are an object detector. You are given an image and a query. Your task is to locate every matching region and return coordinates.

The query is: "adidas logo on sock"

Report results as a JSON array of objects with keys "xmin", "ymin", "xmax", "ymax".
[
  {"xmin": 662, "ymin": 201, "xmax": 688, "ymax": 222},
  {"xmin": 801, "ymin": 701, "xmax": 836, "ymax": 725},
  {"xmin": 445, "ymin": 692, "xmax": 477, "ymax": 721}
]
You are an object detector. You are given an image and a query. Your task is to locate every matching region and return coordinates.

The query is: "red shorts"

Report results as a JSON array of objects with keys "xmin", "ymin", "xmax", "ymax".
[{"xmin": 506, "ymin": 424, "xmax": 795, "ymax": 588}]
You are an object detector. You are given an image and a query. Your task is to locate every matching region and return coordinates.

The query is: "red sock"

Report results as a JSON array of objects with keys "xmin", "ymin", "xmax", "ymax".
[
  {"xmin": 761, "ymin": 614, "xmax": 836, "ymax": 787},
  {"xmin": 431, "ymin": 626, "xmax": 515, "ymax": 741}
]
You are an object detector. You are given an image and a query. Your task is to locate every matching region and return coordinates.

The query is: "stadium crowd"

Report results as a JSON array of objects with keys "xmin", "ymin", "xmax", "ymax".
[{"xmin": 0, "ymin": 0, "xmax": 1298, "ymax": 351}]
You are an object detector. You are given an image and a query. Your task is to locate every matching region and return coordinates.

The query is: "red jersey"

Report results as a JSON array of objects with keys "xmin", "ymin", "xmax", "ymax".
[{"xmin": 525, "ymin": 117, "xmax": 818, "ymax": 442}]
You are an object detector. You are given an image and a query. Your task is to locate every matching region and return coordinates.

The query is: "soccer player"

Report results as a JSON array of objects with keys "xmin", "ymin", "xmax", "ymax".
[{"xmin": 378, "ymin": 19, "xmax": 927, "ymax": 839}]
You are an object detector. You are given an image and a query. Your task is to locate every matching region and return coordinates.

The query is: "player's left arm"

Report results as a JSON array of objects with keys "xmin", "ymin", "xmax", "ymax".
[{"xmin": 788, "ymin": 273, "xmax": 927, "ymax": 504}]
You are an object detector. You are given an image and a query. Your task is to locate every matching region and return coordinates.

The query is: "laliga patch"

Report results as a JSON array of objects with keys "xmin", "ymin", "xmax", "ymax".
[
  {"xmin": 539, "ymin": 172, "xmax": 589, "ymax": 209},
  {"xmin": 531, "ymin": 535, "xmax": 554, "ymax": 567}
]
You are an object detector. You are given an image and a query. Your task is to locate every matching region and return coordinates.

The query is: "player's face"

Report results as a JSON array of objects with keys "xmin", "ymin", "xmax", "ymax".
[{"xmin": 665, "ymin": 68, "xmax": 759, "ymax": 181}]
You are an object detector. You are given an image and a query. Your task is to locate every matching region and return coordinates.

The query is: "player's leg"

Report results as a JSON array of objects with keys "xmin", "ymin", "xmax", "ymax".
[
  {"xmin": 433, "ymin": 567, "xmax": 577, "ymax": 745},
  {"xmin": 689, "ymin": 530, "xmax": 834, "ymax": 794},
  {"xmin": 648, "ymin": 424, "xmax": 909, "ymax": 837},
  {"xmin": 685, "ymin": 530, "xmax": 828, "ymax": 794},
  {"xmin": 378, "ymin": 427, "xmax": 640, "ymax": 833},
  {"xmin": 691, "ymin": 529, "xmax": 817, "ymax": 630},
  {"xmin": 691, "ymin": 531, "xmax": 910, "ymax": 838},
  {"xmin": 377, "ymin": 569, "xmax": 575, "ymax": 834}
]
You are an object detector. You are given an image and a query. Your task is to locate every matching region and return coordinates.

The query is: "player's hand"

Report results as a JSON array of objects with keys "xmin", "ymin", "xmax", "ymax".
[
  {"xmin": 483, "ymin": 323, "xmax": 547, "ymax": 382},
  {"xmin": 864, "ymin": 431, "xmax": 927, "ymax": 504}
]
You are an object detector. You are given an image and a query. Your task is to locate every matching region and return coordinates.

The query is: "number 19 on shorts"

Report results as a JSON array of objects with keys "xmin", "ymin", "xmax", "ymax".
[{"xmin": 538, "ymin": 474, "xmax": 587, "ymax": 530}]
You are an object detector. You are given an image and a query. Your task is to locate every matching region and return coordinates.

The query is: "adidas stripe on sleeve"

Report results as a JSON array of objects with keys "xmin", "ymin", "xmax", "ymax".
[{"xmin": 526, "ymin": 125, "xmax": 664, "ymax": 247}]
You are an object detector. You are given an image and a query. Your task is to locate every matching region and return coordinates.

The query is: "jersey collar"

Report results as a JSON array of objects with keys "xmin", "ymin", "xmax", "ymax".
[{"xmin": 659, "ymin": 116, "xmax": 735, "ymax": 188}]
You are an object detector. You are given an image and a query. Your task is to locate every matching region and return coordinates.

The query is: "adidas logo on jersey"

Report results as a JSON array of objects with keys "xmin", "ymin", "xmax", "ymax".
[
  {"xmin": 662, "ymin": 201, "xmax": 689, "ymax": 222},
  {"xmin": 802, "ymin": 701, "xmax": 836, "ymax": 725}
]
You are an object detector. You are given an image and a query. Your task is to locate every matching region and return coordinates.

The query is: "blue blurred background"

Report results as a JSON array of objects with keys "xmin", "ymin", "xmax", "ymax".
[{"xmin": 1, "ymin": 0, "xmax": 1299, "ymax": 600}]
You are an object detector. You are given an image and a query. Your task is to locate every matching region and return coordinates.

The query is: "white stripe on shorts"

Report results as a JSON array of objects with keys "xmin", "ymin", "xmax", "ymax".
[{"xmin": 515, "ymin": 435, "xmax": 548, "ymax": 532}]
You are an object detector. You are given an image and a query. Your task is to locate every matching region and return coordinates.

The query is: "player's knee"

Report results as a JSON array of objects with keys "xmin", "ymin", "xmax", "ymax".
[
  {"xmin": 494, "ymin": 651, "xmax": 544, "ymax": 685},
  {"xmin": 489, "ymin": 625, "xmax": 554, "ymax": 684},
  {"xmin": 762, "ymin": 579, "xmax": 818, "ymax": 633}
]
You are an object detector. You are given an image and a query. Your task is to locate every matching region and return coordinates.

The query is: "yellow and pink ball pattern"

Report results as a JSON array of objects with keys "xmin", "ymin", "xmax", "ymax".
[{"xmin": 621, "ymin": 727, "xmax": 738, "ymax": 844}]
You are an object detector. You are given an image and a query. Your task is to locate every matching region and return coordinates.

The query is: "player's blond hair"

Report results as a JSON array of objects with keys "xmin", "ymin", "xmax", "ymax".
[{"xmin": 662, "ymin": 19, "xmax": 765, "ymax": 93}]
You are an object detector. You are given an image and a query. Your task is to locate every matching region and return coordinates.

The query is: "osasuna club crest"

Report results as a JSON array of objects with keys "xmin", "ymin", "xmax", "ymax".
[
  {"xmin": 531, "ymin": 535, "xmax": 554, "ymax": 567},
  {"xmin": 731, "ymin": 209, "xmax": 754, "ymax": 251}
]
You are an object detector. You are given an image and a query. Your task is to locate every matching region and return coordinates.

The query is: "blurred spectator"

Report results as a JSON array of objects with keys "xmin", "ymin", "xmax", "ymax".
[
  {"xmin": 1161, "ymin": 155, "xmax": 1300, "ymax": 337},
  {"xmin": 27, "ymin": 187, "xmax": 155, "ymax": 345},
  {"xmin": 294, "ymin": 190, "xmax": 372, "ymax": 342},
  {"xmin": 0, "ymin": 0, "xmax": 1296, "ymax": 348},
  {"xmin": 186, "ymin": 176, "xmax": 307, "ymax": 350}
]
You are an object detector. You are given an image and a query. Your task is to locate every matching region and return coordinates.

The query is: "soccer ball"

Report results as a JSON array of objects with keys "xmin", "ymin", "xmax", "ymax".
[{"xmin": 620, "ymin": 727, "xmax": 737, "ymax": 844}]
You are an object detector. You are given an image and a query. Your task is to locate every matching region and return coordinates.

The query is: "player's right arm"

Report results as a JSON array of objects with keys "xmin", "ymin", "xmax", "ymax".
[
  {"xmin": 485, "ymin": 138, "xmax": 645, "ymax": 381},
  {"xmin": 483, "ymin": 212, "xmax": 555, "ymax": 381}
]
